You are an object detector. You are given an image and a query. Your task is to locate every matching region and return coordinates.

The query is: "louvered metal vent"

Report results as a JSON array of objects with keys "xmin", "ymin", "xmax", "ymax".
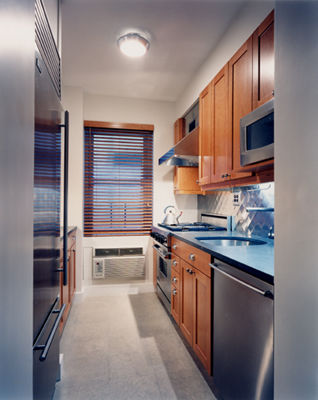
[
  {"xmin": 93, "ymin": 247, "xmax": 145, "ymax": 280},
  {"xmin": 35, "ymin": 0, "xmax": 61, "ymax": 98}
]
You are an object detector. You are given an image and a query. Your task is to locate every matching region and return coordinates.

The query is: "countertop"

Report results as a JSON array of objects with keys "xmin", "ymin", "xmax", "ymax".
[{"xmin": 170, "ymin": 230, "xmax": 274, "ymax": 285}]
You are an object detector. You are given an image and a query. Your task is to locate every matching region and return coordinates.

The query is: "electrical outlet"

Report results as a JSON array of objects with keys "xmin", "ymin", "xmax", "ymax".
[{"xmin": 233, "ymin": 191, "xmax": 241, "ymax": 206}]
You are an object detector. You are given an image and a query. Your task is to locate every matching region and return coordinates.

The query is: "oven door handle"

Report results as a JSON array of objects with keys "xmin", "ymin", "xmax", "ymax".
[{"xmin": 152, "ymin": 244, "xmax": 171, "ymax": 260}]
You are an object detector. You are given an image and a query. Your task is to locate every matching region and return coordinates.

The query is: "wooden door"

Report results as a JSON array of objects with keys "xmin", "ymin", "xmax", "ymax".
[
  {"xmin": 174, "ymin": 118, "xmax": 185, "ymax": 144},
  {"xmin": 199, "ymin": 83, "xmax": 211, "ymax": 186},
  {"xmin": 193, "ymin": 268, "xmax": 212, "ymax": 374},
  {"xmin": 69, "ymin": 243, "xmax": 76, "ymax": 303},
  {"xmin": 171, "ymin": 285, "xmax": 181, "ymax": 325},
  {"xmin": 211, "ymin": 63, "xmax": 230, "ymax": 183},
  {"xmin": 253, "ymin": 10, "xmax": 275, "ymax": 109},
  {"xmin": 229, "ymin": 36, "xmax": 253, "ymax": 177},
  {"xmin": 180, "ymin": 259, "xmax": 194, "ymax": 345}
]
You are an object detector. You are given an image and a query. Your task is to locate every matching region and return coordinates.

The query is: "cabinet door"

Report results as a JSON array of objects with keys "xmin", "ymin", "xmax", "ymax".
[
  {"xmin": 211, "ymin": 64, "xmax": 230, "ymax": 183},
  {"xmin": 174, "ymin": 118, "xmax": 185, "ymax": 144},
  {"xmin": 180, "ymin": 259, "xmax": 194, "ymax": 346},
  {"xmin": 199, "ymin": 83, "xmax": 211, "ymax": 185},
  {"xmin": 153, "ymin": 239, "xmax": 157, "ymax": 288},
  {"xmin": 253, "ymin": 10, "xmax": 274, "ymax": 109},
  {"xmin": 193, "ymin": 268, "xmax": 212, "ymax": 375},
  {"xmin": 174, "ymin": 166, "xmax": 202, "ymax": 194},
  {"xmin": 171, "ymin": 284, "xmax": 181, "ymax": 325},
  {"xmin": 229, "ymin": 36, "xmax": 254, "ymax": 177},
  {"xmin": 69, "ymin": 243, "xmax": 76, "ymax": 303}
]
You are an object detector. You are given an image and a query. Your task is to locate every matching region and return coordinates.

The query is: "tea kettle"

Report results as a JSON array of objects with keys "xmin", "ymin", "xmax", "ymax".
[{"xmin": 162, "ymin": 205, "xmax": 182, "ymax": 225}]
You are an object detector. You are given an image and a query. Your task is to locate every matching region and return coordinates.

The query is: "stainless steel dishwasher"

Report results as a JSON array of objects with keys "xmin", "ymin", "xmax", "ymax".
[{"xmin": 211, "ymin": 259, "xmax": 274, "ymax": 400}]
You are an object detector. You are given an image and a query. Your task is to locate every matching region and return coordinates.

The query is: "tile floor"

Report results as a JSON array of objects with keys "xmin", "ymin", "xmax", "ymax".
[{"xmin": 53, "ymin": 292, "xmax": 219, "ymax": 400}]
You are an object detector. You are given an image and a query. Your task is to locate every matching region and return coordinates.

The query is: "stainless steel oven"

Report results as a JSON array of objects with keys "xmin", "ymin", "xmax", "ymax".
[{"xmin": 151, "ymin": 228, "xmax": 171, "ymax": 312}]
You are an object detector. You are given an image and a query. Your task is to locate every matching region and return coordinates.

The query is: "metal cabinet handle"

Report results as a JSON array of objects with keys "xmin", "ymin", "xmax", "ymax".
[
  {"xmin": 189, "ymin": 269, "xmax": 194, "ymax": 275},
  {"xmin": 33, "ymin": 302, "xmax": 66, "ymax": 362},
  {"xmin": 210, "ymin": 263, "xmax": 274, "ymax": 299},
  {"xmin": 189, "ymin": 253, "xmax": 195, "ymax": 261},
  {"xmin": 172, "ymin": 289, "xmax": 177, "ymax": 295},
  {"xmin": 221, "ymin": 174, "xmax": 224, "ymax": 178},
  {"xmin": 172, "ymin": 260, "xmax": 178, "ymax": 266},
  {"xmin": 172, "ymin": 244, "xmax": 177, "ymax": 250},
  {"xmin": 172, "ymin": 277, "xmax": 177, "ymax": 283}
]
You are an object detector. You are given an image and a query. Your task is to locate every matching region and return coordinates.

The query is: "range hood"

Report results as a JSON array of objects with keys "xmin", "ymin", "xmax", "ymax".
[{"xmin": 159, "ymin": 126, "xmax": 199, "ymax": 167}]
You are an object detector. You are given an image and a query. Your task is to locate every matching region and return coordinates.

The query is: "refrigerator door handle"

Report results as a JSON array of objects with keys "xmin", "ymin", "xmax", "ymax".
[
  {"xmin": 34, "ymin": 302, "xmax": 66, "ymax": 362},
  {"xmin": 210, "ymin": 263, "xmax": 274, "ymax": 299},
  {"xmin": 60, "ymin": 111, "xmax": 69, "ymax": 286}
]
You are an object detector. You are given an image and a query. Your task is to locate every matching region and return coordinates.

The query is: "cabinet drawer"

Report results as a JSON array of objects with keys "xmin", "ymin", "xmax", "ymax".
[
  {"xmin": 171, "ymin": 253, "xmax": 180, "ymax": 274},
  {"xmin": 171, "ymin": 268, "xmax": 180, "ymax": 291},
  {"xmin": 171, "ymin": 237, "xmax": 211, "ymax": 277}
]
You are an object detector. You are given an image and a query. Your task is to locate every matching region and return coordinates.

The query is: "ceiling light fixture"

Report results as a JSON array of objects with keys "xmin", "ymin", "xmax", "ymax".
[{"xmin": 117, "ymin": 33, "xmax": 150, "ymax": 57}]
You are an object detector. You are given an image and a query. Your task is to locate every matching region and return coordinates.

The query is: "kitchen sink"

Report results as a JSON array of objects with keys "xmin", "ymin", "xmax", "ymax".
[{"xmin": 195, "ymin": 236, "xmax": 267, "ymax": 246}]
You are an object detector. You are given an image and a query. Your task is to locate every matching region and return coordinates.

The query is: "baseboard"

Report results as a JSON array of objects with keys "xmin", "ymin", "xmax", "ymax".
[{"xmin": 82, "ymin": 282, "xmax": 155, "ymax": 297}]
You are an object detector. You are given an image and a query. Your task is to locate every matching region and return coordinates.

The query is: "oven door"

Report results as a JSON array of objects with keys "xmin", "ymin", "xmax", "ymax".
[{"xmin": 153, "ymin": 243, "xmax": 171, "ymax": 312}]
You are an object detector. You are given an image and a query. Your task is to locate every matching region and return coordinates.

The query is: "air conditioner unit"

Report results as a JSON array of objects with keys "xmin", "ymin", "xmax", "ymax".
[{"xmin": 92, "ymin": 247, "xmax": 145, "ymax": 280}]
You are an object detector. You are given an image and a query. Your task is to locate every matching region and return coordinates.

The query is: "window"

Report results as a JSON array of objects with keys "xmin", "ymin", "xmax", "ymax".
[{"xmin": 84, "ymin": 121, "xmax": 154, "ymax": 237}]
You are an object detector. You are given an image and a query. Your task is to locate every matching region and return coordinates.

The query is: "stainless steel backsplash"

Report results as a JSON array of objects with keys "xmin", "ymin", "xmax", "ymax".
[{"xmin": 198, "ymin": 183, "xmax": 274, "ymax": 238}]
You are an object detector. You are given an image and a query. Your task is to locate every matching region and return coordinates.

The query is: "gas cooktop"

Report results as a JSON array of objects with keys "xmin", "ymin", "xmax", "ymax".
[{"xmin": 158, "ymin": 222, "xmax": 227, "ymax": 232}]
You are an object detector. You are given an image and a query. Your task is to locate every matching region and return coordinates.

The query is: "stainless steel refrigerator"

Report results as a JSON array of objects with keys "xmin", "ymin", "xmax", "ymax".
[{"xmin": 32, "ymin": 3, "xmax": 68, "ymax": 394}]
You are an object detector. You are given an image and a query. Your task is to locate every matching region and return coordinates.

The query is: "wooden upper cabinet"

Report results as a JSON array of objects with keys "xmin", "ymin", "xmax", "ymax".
[
  {"xmin": 229, "ymin": 36, "xmax": 254, "ymax": 177},
  {"xmin": 173, "ymin": 118, "xmax": 202, "ymax": 194},
  {"xmin": 199, "ymin": 83, "xmax": 212, "ymax": 186},
  {"xmin": 210, "ymin": 63, "xmax": 230, "ymax": 183},
  {"xmin": 253, "ymin": 10, "xmax": 275, "ymax": 109},
  {"xmin": 174, "ymin": 118, "xmax": 185, "ymax": 145}
]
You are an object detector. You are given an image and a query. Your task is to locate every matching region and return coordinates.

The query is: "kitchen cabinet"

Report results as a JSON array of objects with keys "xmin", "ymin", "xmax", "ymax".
[
  {"xmin": 153, "ymin": 239, "xmax": 157, "ymax": 289},
  {"xmin": 228, "ymin": 35, "xmax": 254, "ymax": 176},
  {"xmin": 253, "ymin": 10, "xmax": 275, "ymax": 110},
  {"xmin": 60, "ymin": 228, "xmax": 76, "ymax": 335},
  {"xmin": 171, "ymin": 254, "xmax": 181, "ymax": 325},
  {"xmin": 210, "ymin": 64, "xmax": 229, "ymax": 183},
  {"xmin": 199, "ymin": 84, "xmax": 211, "ymax": 186},
  {"xmin": 198, "ymin": 10, "xmax": 274, "ymax": 190},
  {"xmin": 174, "ymin": 118, "xmax": 185, "ymax": 143},
  {"xmin": 171, "ymin": 237, "xmax": 212, "ymax": 374},
  {"xmin": 173, "ymin": 119, "xmax": 202, "ymax": 194}
]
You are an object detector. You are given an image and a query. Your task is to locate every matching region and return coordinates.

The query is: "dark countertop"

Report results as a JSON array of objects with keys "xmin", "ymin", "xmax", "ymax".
[{"xmin": 170, "ymin": 230, "xmax": 274, "ymax": 285}]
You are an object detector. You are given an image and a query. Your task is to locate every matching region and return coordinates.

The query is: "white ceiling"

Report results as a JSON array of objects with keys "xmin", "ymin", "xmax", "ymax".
[{"xmin": 61, "ymin": 0, "xmax": 247, "ymax": 102}]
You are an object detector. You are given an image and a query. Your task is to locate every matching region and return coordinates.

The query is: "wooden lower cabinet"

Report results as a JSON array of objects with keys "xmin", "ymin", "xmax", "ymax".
[
  {"xmin": 171, "ymin": 237, "xmax": 212, "ymax": 375},
  {"xmin": 180, "ymin": 259, "xmax": 195, "ymax": 344},
  {"xmin": 60, "ymin": 229, "xmax": 76, "ymax": 335},
  {"xmin": 193, "ymin": 267, "xmax": 211, "ymax": 374}
]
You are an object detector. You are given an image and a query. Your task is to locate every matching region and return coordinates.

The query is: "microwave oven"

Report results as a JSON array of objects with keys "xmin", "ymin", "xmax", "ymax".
[{"xmin": 240, "ymin": 98, "xmax": 274, "ymax": 167}]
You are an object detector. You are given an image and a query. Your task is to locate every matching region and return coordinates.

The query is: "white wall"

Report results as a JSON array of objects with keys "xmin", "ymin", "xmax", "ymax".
[
  {"xmin": 62, "ymin": 89, "xmax": 198, "ymax": 290},
  {"xmin": 275, "ymin": 2, "xmax": 318, "ymax": 399}
]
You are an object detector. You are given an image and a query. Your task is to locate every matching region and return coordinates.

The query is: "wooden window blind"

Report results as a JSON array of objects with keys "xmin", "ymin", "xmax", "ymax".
[{"xmin": 84, "ymin": 122, "xmax": 154, "ymax": 237}]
